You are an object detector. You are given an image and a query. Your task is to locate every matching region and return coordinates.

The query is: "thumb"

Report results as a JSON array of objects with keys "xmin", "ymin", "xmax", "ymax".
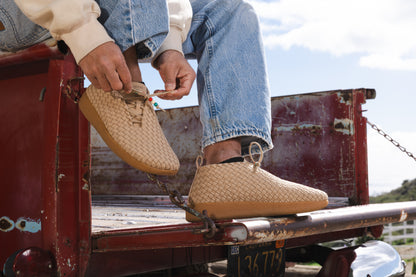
[
  {"xmin": 165, "ymin": 80, "xmax": 176, "ymax": 91},
  {"xmin": 163, "ymin": 68, "xmax": 177, "ymax": 91}
]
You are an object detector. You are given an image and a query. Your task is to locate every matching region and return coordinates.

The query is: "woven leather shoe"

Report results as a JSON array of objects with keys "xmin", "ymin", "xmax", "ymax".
[
  {"xmin": 186, "ymin": 142, "xmax": 328, "ymax": 221},
  {"xmin": 79, "ymin": 82, "xmax": 179, "ymax": 175}
]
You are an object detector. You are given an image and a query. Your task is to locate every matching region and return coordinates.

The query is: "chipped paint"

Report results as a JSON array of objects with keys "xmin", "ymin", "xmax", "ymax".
[
  {"xmin": 337, "ymin": 91, "xmax": 352, "ymax": 105},
  {"xmin": 16, "ymin": 217, "xmax": 42, "ymax": 233},
  {"xmin": 399, "ymin": 210, "xmax": 408, "ymax": 222},
  {"xmin": 0, "ymin": 216, "xmax": 15, "ymax": 232},
  {"xmin": 0, "ymin": 216, "xmax": 41, "ymax": 233},
  {"xmin": 58, "ymin": 173, "xmax": 65, "ymax": 181},
  {"xmin": 229, "ymin": 226, "xmax": 248, "ymax": 242},
  {"xmin": 274, "ymin": 124, "xmax": 322, "ymax": 133},
  {"xmin": 333, "ymin": 118, "xmax": 354, "ymax": 135}
]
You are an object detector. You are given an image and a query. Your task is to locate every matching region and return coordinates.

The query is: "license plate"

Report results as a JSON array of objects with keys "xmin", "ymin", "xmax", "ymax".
[{"xmin": 227, "ymin": 241, "xmax": 285, "ymax": 277}]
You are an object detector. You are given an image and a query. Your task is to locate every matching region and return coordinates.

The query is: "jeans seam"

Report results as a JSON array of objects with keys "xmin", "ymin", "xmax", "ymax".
[
  {"xmin": 128, "ymin": 0, "xmax": 134, "ymax": 46},
  {"xmin": 203, "ymin": 16, "xmax": 220, "ymax": 136},
  {"xmin": 0, "ymin": 6, "xmax": 17, "ymax": 48},
  {"xmin": 0, "ymin": 6, "xmax": 49, "ymax": 49}
]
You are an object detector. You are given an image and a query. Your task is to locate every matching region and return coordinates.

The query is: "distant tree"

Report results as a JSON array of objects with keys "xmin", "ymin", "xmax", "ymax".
[{"xmin": 370, "ymin": 178, "xmax": 416, "ymax": 203}]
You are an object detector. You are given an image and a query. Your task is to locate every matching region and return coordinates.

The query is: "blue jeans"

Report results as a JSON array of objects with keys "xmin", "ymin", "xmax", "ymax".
[{"xmin": 0, "ymin": 0, "xmax": 273, "ymax": 155}]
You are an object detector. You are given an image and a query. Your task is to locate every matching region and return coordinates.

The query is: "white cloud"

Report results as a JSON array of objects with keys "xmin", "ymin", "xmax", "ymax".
[
  {"xmin": 249, "ymin": 0, "xmax": 416, "ymax": 71},
  {"xmin": 367, "ymin": 130, "xmax": 416, "ymax": 195}
]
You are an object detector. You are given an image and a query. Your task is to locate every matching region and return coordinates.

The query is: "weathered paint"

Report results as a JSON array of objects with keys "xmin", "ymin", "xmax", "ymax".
[
  {"xmin": 0, "ymin": 216, "xmax": 41, "ymax": 233},
  {"xmin": 273, "ymin": 124, "xmax": 323, "ymax": 133},
  {"xmin": 399, "ymin": 210, "xmax": 408, "ymax": 222},
  {"xmin": 0, "ymin": 43, "xmax": 90, "ymax": 276},
  {"xmin": 0, "ymin": 216, "xmax": 15, "ymax": 232},
  {"xmin": 333, "ymin": 118, "xmax": 354, "ymax": 135},
  {"xmin": 90, "ymin": 201, "xmax": 416, "ymax": 254},
  {"xmin": 16, "ymin": 217, "xmax": 42, "ymax": 233},
  {"xmin": 336, "ymin": 91, "xmax": 353, "ymax": 105}
]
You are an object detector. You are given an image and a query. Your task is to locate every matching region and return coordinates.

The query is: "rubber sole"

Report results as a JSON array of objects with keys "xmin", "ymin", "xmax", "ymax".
[
  {"xmin": 185, "ymin": 199, "xmax": 329, "ymax": 222},
  {"xmin": 79, "ymin": 93, "xmax": 178, "ymax": 175}
]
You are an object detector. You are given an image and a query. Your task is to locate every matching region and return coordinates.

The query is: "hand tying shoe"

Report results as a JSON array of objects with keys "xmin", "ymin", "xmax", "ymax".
[
  {"xmin": 79, "ymin": 82, "xmax": 179, "ymax": 175},
  {"xmin": 186, "ymin": 142, "xmax": 328, "ymax": 222}
]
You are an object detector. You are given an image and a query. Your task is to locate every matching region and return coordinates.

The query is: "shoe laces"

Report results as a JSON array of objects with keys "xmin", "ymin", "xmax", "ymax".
[
  {"xmin": 248, "ymin": 141, "xmax": 264, "ymax": 172},
  {"xmin": 110, "ymin": 84, "xmax": 171, "ymax": 126},
  {"xmin": 195, "ymin": 141, "xmax": 264, "ymax": 171}
]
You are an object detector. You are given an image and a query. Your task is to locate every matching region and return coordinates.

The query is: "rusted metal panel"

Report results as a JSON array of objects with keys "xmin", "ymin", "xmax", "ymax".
[
  {"xmin": 0, "ymin": 44, "xmax": 90, "ymax": 276},
  {"xmin": 91, "ymin": 106, "xmax": 202, "ymax": 195},
  {"xmin": 86, "ymin": 246, "xmax": 226, "ymax": 276},
  {"xmin": 42, "ymin": 54, "xmax": 90, "ymax": 276},
  {"xmin": 266, "ymin": 89, "xmax": 371, "ymax": 205},
  {"xmin": 91, "ymin": 89, "xmax": 371, "ymax": 206},
  {"xmin": 0, "ymin": 40, "xmax": 62, "ymax": 68},
  {"xmin": 0, "ymin": 48, "xmax": 50, "ymax": 269}
]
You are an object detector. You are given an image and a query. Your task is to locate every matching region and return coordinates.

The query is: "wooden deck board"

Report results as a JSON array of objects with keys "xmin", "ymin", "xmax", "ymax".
[
  {"xmin": 91, "ymin": 195, "xmax": 187, "ymax": 232},
  {"xmin": 91, "ymin": 195, "xmax": 348, "ymax": 232}
]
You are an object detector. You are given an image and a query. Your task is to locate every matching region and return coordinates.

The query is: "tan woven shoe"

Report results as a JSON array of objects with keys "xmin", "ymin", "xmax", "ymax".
[
  {"xmin": 186, "ymin": 142, "xmax": 328, "ymax": 222},
  {"xmin": 79, "ymin": 82, "xmax": 179, "ymax": 175}
]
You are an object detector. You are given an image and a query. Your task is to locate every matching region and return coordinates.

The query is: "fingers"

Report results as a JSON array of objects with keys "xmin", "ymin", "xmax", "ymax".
[
  {"xmin": 116, "ymin": 62, "xmax": 132, "ymax": 93},
  {"xmin": 79, "ymin": 42, "xmax": 132, "ymax": 92},
  {"xmin": 155, "ymin": 50, "xmax": 196, "ymax": 100},
  {"xmin": 158, "ymin": 72, "xmax": 194, "ymax": 100}
]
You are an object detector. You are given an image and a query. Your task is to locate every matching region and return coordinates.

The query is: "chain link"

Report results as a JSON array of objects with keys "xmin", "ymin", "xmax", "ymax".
[
  {"xmin": 146, "ymin": 173, "xmax": 218, "ymax": 238},
  {"xmin": 64, "ymin": 76, "xmax": 84, "ymax": 103},
  {"xmin": 367, "ymin": 120, "xmax": 416, "ymax": 163}
]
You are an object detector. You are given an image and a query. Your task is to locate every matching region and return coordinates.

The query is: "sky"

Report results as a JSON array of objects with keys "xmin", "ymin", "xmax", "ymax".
[{"xmin": 134, "ymin": 0, "xmax": 416, "ymax": 195}]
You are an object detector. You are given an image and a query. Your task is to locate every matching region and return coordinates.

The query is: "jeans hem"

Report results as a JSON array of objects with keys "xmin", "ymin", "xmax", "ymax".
[{"xmin": 201, "ymin": 128, "xmax": 273, "ymax": 155}]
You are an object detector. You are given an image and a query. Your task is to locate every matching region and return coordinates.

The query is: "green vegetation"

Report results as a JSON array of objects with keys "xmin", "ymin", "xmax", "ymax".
[{"xmin": 370, "ymin": 178, "xmax": 416, "ymax": 203}]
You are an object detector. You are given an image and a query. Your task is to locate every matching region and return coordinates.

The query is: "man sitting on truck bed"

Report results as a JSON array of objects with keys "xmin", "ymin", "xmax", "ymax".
[{"xmin": 1, "ymin": 0, "xmax": 328, "ymax": 221}]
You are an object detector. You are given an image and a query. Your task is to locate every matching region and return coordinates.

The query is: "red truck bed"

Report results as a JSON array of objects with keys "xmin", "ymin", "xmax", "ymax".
[{"xmin": 2, "ymin": 42, "xmax": 416, "ymax": 277}]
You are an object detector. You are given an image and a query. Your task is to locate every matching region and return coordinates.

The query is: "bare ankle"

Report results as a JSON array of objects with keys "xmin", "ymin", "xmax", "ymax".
[
  {"xmin": 203, "ymin": 138, "xmax": 242, "ymax": 165},
  {"xmin": 123, "ymin": 46, "xmax": 143, "ymax": 83}
]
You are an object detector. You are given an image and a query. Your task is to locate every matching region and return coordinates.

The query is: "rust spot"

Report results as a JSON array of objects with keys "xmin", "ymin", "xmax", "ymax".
[
  {"xmin": 0, "ymin": 218, "xmax": 12, "ymax": 230},
  {"xmin": 0, "ymin": 217, "xmax": 14, "ymax": 232},
  {"xmin": 0, "ymin": 21, "xmax": 5, "ymax": 31},
  {"xmin": 65, "ymin": 238, "xmax": 72, "ymax": 247},
  {"xmin": 19, "ymin": 220, "xmax": 26, "ymax": 229},
  {"xmin": 339, "ymin": 91, "xmax": 352, "ymax": 104}
]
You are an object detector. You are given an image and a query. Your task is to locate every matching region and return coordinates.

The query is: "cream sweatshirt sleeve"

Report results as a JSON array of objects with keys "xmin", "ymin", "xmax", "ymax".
[
  {"xmin": 14, "ymin": 0, "xmax": 113, "ymax": 63},
  {"xmin": 14, "ymin": 0, "xmax": 193, "ymax": 64},
  {"xmin": 152, "ymin": 0, "xmax": 193, "ymax": 64}
]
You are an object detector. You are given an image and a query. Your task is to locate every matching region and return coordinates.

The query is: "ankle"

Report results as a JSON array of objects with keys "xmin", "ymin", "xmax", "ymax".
[
  {"xmin": 123, "ymin": 46, "xmax": 143, "ymax": 83},
  {"xmin": 203, "ymin": 138, "xmax": 242, "ymax": 165}
]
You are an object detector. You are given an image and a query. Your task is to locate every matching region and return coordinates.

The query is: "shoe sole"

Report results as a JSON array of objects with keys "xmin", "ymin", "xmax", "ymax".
[
  {"xmin": 79, "ymin": 93, "xmax": 178, "ymax": 175},
  {"xmin": 185, "ymin": 199, "xmax": 329, "ymax": 222}
]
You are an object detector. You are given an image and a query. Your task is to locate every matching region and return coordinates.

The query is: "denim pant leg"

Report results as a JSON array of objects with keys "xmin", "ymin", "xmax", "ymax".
[
  {"xmin": 0, "ymin": 0, "xmax": 51, "ymax": 52},
  {"xmin": 183, "ymin": 0, "xmax": 273, "ymax": 155},
  {"xmin": 96, "ymin": 0, "xmax": 169, "ymax": 60}
]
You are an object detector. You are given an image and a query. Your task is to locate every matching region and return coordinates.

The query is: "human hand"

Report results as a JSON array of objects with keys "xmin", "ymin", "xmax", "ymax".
[
  {"xmin": 79, "ymin": 42, "xmax": 132, "ymax": 93},
  {"xmin": 153, "ymin": 50, "xmax": 196, "ymax": 100}
]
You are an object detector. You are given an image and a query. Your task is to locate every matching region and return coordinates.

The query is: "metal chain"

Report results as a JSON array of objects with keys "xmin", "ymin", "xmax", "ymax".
[
  {"xmin": 64, "ymin": 76, "xmax": 85, "ymax": 103},
  {"xmin": 146, "ymin": 174, "xmax": 218, "ymax": 238},
  {"xmin": 367, "ymin": 120, "xmax": 416, "ymax": 163}
]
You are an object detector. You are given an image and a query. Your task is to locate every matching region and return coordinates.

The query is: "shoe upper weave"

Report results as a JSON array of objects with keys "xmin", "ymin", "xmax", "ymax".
[
  {"xmin": 188, "ymin": 162, "xmax": 328, "ymax": 204},
  {"xmin": 85, "ymin": 82, "xmax": 179, "ymax": 172}
]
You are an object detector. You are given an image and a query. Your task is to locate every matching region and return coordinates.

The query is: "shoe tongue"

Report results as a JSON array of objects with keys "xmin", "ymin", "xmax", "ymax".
[
  {"xmin": 118, "ymin": 90, "xmax": 146, "ymax": 101},
  {"xmin": 118, "ymin": 82, "xmax": 149, "ymax": 101}
]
